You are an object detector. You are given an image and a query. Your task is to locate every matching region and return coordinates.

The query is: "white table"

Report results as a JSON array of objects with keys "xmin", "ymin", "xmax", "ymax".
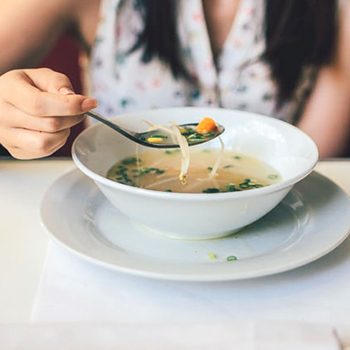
[{"xmin": 1, "ymin": 158, "xmax": 350, "ymax": 346}]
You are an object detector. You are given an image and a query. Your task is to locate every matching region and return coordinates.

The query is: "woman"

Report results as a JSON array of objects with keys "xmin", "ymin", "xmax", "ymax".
[{"xmin": 0, "ymin": 0, "xmax": 349, "ymax": 159}]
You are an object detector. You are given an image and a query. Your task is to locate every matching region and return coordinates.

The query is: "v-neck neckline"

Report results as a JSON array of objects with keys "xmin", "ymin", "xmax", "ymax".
[
  {"xmin": 180, "ymin": 0, "xmax": 251, "ymax": 83},
  {"xmin": 178, "ymin": 0, "xmax": 265, "ymax": 105},
  {"xmin": 200, "ymin": 0, "xmax": 244, "ymax": 65}
]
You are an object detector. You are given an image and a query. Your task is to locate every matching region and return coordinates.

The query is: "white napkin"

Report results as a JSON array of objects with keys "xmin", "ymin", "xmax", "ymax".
[
  {"xmin": 0, "ymin": 322, "xmax": 341, "ymax": 350},
  {"xmin": 31, "ymin": 240, "xmax": 350, "ymax": 347}
]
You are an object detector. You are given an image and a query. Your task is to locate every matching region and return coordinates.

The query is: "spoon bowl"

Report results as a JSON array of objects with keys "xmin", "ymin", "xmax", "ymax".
[{"xmin": 86, "ymin": 110, "xmax": 224, "ymax": 148}]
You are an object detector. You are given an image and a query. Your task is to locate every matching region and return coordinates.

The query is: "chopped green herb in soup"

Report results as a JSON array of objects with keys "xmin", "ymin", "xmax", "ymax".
[{"xmin": 106, "ymin": 149, "xmax": 282, "ymax": 193}]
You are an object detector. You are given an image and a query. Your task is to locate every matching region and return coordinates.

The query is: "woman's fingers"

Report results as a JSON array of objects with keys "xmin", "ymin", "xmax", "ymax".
[
  {"xmin": 2, "ymin": 127, "xmax": 71, "ymax": 159},
  {"xmin": 23, "ymin": 67, "xmax": 76, "ymax": 94},
  {"xmin": 2, "ymin": 103, "xmax": 85, "ymax": 132},
  {"xmin": 0, "ymin": 68, "xmax": 97, "ymax": 116}
]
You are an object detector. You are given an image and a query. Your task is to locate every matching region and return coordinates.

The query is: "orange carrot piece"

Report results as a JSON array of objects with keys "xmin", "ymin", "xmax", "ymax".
[{"xmin": 196, "ymin": 117, "xmax": 217, "ymax": 134}]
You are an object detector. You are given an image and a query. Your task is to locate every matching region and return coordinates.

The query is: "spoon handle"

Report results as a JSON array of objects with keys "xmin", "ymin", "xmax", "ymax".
[{"xmin": 85, "ymin": 111, "xmax": 137, "ymax": 141}]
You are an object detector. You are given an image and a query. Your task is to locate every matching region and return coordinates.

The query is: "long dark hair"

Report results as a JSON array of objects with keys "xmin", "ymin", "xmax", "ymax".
[{"xmin": 131, "ymin": 0, "xmax": 338, "ymax": 105}]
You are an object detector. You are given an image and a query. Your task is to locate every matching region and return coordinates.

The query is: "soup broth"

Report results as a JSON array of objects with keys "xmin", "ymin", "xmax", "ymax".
[{"xmin": 106, "ymin": 149, "xmax": 282, "ymax": 193}]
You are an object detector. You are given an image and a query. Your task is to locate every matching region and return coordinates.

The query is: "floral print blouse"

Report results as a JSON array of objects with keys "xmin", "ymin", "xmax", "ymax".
[{"xmin": 89, "ymin": 0, "xmax": 314, "ymax": 122}]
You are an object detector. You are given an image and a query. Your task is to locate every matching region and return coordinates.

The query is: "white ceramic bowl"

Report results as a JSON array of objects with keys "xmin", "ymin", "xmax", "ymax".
[{"xmin": 72, "ymin": 107, "xmax": 318, "ymax": 240}]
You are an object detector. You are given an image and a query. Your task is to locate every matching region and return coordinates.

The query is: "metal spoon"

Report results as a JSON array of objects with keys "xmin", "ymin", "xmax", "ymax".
[{"xmin": 85, "ymin": 110, "xmax": 224, "ymax": 148}]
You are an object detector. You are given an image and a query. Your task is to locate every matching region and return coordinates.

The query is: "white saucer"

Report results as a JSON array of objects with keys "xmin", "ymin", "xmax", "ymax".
[{"xmin": 40, "ymin": 169, "xmax": 350, "ymax": 282}]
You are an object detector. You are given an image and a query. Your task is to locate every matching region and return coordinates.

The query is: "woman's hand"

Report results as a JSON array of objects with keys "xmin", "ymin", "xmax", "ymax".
[{"xmin": 0, "ymin": 68, "xmax": 97, "ymax": 159}]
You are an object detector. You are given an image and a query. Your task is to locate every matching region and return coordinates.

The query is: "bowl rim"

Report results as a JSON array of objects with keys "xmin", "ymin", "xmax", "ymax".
[{"xmin": 72, "ymin": 107, "xmax": 319, "ymax": 201}]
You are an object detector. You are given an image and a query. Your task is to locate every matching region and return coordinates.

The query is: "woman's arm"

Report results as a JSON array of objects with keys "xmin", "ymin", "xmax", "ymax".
[
  {"xmin": 0, "ymin": 0, "xmax": 78, "ymax": 73},
  {"xmin": 0, "ymin": 0, "xmax": 100, "ymax": 73},
  {"xmin": 297, "ymin": 3, "xmax": 350, "ymax": 158}
]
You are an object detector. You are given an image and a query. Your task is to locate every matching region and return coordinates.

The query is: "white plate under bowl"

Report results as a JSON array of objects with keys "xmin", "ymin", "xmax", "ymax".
[{"xmin": 40, "ymin": 169, "xmax": 350, "ymax": 282}]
